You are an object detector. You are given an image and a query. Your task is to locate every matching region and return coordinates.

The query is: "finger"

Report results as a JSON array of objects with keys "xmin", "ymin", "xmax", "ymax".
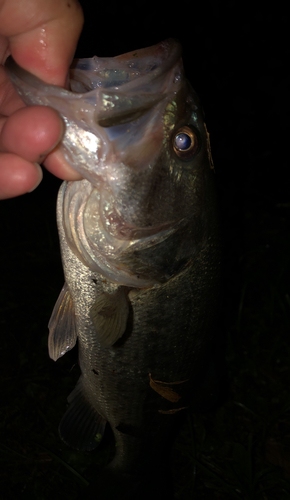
[
  {"xmin": 0, "ymin": 0, "xmax": 84, "ymax": 86},
  {"xmin": 0, "ymin": 65, "xmax": 27, "ymax": 116},
  {"xmin": 0, "ymin": 105, "xmax": 83, "ymax": 181},
  {"xmin": 0, "ymin": 106, "xmax": 63, "ymax": 162},
  {"xmin": 0, "ymin": 153, "xmax": 43, "ymax": 199},
  {"xmin": 43, "ymin": 146, "xmax": 82, "ymax": 181}
]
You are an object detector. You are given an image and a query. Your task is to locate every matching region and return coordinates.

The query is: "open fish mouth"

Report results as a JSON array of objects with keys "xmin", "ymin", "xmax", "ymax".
[{"xmin": 6, "ymin": 39, "xmax": 183, "ymax": 184}]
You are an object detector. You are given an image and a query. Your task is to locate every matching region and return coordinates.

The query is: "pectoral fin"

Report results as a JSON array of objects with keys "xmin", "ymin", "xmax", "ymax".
[
  {"xmin": 90, "ymin": 287, "xmax": 129, "ymax": 347},
  {"xmin": 48, "ymin": 283, "xmax": 77, "ymax": 361}
]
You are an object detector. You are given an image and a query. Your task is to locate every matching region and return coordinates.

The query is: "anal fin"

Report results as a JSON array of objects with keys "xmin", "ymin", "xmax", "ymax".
[{"xmin": 59, "ymin": 376, "xmax": 107, "ymax": 451}]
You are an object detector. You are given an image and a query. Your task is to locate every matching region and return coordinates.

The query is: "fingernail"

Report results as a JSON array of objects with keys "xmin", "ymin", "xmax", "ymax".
[{"xmin": 28, "ymin": 163, "xmax": 43, "ymax": 193}]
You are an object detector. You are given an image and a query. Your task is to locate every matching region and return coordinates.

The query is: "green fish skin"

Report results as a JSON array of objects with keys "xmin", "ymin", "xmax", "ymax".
[{"xmin": 6, "ymin": 39, "xmax": 221, "ymax": 496}]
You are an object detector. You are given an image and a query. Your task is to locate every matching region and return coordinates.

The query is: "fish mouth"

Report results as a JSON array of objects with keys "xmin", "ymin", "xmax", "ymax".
[
  {"xmin": 67, "ymin": 39, "xmax": 184, "ymax": 183},
  {"xmin": 5, "ymin": 39, "xmax": 184, "ymax": 186}
]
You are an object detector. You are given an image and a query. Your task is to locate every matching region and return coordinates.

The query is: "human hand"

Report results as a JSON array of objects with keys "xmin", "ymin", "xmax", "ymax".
[{"xmin": 0, "ymin": 0, "xmax": 84, "ymax": 199}]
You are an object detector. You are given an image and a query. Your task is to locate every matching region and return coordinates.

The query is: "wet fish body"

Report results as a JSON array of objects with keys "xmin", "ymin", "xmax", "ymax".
[{"xmin": 7, "ymin": 40, "xmax": 220, "ymax": 493}]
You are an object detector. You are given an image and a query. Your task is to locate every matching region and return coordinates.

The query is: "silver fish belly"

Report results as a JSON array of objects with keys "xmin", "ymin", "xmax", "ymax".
[{"xmin": 6, "ymin": 39, "xmax": 220, "ymax": 484}]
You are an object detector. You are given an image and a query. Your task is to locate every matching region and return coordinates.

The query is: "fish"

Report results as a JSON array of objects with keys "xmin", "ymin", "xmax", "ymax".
[{"xmin": 6, "ymin": 39, "xmax": 221, "ymax": 498}]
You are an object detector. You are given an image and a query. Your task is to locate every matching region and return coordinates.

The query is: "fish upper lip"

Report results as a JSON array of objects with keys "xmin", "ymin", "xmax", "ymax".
[{"xmin": 71, "ymin": 38, "xmax": 183, "ymax": 95}]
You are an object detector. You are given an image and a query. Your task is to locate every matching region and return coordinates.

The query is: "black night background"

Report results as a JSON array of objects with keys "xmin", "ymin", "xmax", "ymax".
[{"xmin": 1, "ymin": 2, "xmax": 290, "ymax": 498}]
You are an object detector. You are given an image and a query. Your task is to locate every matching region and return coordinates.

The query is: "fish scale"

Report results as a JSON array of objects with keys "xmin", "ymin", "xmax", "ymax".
[{"xmin": 56, "ymin": 177, "xmax": 220, "ymax": 470}]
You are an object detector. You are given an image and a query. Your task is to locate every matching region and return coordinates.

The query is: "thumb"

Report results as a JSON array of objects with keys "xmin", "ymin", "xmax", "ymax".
[{"xmin": 0, "ymin": 0, "xmax": 84, "ymax": 86}]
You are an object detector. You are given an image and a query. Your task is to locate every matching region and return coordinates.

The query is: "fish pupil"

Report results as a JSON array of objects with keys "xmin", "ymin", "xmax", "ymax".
[{"xmin": 174, "ymin": 133, "xmax": 192, "ymax": 151}]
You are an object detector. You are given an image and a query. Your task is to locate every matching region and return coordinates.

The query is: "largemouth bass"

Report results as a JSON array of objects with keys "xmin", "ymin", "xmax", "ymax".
[{"xmin": 6, "ymin": 39, "xmax": 220, "ymax": 497}]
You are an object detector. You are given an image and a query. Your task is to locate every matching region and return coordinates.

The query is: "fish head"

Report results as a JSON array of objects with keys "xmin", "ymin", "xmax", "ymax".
[{"xmin": 6, "ymin": 40, "xmax": 215, "ymax": 286}]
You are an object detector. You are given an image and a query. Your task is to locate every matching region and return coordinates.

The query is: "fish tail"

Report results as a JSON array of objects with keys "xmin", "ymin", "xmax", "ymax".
[{"xmin": 59, "ymin": 376, "xmax": 106, "ymax": 451}]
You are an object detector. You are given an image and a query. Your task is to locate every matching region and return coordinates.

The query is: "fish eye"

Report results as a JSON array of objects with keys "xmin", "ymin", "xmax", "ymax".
[{"xmin": 172, "ymin": 126, "xmax": 199, "ymax": 160}]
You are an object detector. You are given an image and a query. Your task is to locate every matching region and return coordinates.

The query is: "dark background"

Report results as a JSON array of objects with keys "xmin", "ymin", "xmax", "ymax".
[{"xmin": 1, "ymin": 2, "xmax": 290, "ymax": 499}]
